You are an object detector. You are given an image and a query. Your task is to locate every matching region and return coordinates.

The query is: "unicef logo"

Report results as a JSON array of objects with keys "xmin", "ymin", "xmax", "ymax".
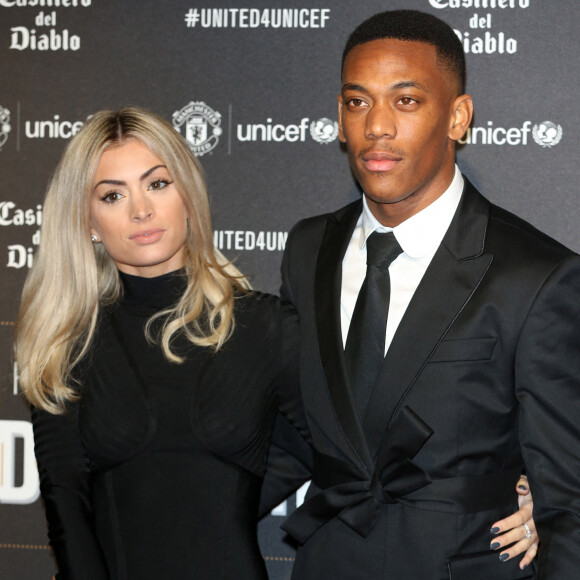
[
  {"xmin": 0, "ymin": 105, "xmax": 11, "ymax": 150},
  {"xmin": 310, "ymin": 117, "xmax": 338, "ymax": 144},
  {"xmin": 172, "ymin": 101, "xmax": 222, "ymax": 157},
  {"xmin": 532, "ymin": 121, "xmax": 563, "ymax": 148}
]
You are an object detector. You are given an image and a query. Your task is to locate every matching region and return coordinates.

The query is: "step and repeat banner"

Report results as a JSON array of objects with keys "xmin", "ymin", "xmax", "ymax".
[{"xmin": 0, "ymin": 1, "xmax": 578, "ymax": 578}]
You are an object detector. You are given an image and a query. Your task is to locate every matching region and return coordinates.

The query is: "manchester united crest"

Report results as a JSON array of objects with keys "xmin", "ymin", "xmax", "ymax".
[
  {"xmin": 172, "ymin": 101, "xmax": 222, "ymax": 157},
  {"xmin": 0, "ymin": 105, "xmax": 11, "ymax": 150}
]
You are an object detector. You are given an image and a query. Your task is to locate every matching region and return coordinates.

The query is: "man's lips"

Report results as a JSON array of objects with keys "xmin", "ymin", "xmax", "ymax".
[
  {"xmin": 129, "ymin": 228, "xmax": 165, "ymax": 243},
  {"xmin": 361, "ymin": 151, "xmax": 402, "ymax": 172}
]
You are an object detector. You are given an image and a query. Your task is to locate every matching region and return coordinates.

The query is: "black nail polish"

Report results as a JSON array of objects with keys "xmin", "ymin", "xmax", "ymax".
[
  {"xmin": 499, "ymin": 553, "xmax": 509, "ymax": 562},
  {"xmin": 522, "ymin": 564, "xmax": 528, "ymax": 570},
  {"xmin": 518, "ymin": 485, "xmax": 527, "ymax": 490},
  {"xmin": 490, "ymin": 542, "xmax": 501, "ymax": 550},
  {"xmin": 490, "ymin": 527, "xmax": 500, "ymax": 534}
]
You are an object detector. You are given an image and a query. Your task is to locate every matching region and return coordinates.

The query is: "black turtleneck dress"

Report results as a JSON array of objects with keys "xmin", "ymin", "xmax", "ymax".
[{"xmin": 31, "ymin": 271, "xmax": 303, "ymax": 580}]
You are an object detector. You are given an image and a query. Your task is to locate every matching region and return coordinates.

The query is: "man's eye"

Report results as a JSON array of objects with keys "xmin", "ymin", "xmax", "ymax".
[
  {"xmin": 399, "ymin": 97, "xmax": 417, "ymax": 106},
  {"xmin": 347, "ymin": 98, "xmax": 367, "ymax": 108}
]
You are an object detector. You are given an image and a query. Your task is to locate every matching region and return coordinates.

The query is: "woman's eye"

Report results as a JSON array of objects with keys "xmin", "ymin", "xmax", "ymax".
[
  {"xmin": 149, "ymin": 179, "xmax": 172, "ymax": 191},
  {"xmin": 102, "ymin": 191, "xmax": 123, "ymax": 203}
]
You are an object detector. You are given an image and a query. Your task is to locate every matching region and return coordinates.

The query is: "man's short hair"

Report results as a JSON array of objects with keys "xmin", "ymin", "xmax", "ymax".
[{"xmin": 342, "ymin": 10, "xmax": 466, "ymax": 95}]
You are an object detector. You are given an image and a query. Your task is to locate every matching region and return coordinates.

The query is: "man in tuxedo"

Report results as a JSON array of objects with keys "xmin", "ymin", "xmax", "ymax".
[{"xmin": 276, "ymin": 9, "xmax": 580, "ymax": 580}]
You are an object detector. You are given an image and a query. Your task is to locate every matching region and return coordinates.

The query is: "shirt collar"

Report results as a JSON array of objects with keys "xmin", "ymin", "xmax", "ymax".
[{"xmin": 360, "ymin": 165, "xmax": 464, "ymax": 259}]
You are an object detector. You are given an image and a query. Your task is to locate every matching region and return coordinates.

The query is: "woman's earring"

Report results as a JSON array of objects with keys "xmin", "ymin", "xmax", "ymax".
[{"xmin": 91, "ymin": 234, "xmax": 98, "ymax": 243}]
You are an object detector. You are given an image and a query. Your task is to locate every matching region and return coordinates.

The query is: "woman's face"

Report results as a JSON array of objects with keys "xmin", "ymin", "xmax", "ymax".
[{"xmin": 90, "ymin": 138, "xmax": 189, "ymax": 278}]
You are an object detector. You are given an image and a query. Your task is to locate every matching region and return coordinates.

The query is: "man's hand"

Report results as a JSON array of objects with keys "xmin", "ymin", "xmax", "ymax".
[{"xmin": 489, "ymin": 475, "xmax": 538, "ymax": 570}]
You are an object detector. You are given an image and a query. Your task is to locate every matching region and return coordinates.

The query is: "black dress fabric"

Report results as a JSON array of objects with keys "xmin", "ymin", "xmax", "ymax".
[{"xmin": 32, "ymin": 270, "xmax": 302, "ymax": 580}]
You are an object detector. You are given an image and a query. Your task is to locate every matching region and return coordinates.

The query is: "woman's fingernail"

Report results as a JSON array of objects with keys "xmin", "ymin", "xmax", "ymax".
[
  {"xmin": 499, "ymin": 553, "xmax": 510, "ymax": 562},
  {"xmin": 490, "ymin": 527, "xmax": 500, "ymax": 534},
  {"xmin": 522, "ymin": 564, "xmax": 528, "ymax": 570},
  {"xmin": 518, "ymin": 485, "xmax": 527, "ymax": 490},
  {"xmin": 490, "ymin": 542, "xmax": 501, "ymax": 550}
]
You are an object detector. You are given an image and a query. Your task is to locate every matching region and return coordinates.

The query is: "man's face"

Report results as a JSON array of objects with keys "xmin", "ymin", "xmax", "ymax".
[{"xmin": 338, "ymin": 38, "xmax": 470, "ymax": 226}]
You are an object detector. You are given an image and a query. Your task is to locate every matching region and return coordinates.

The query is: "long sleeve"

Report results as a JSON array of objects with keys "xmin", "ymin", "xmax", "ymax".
[
  {"xmin": 32, "ymin": 405, "xmax": 110, "ymax": 580},
  {"xmin": 516, "ymin": 255, "xmax": 580, "ymax": 578},
  {"xmin": 259, "ymin": 250, "xmax": 313, "ymax": 518},
  {"xmin": 259, "ymin": 413, "xmax": 312, "ymax": 518},
  {"xmin": 276, "ymin": 299, "xmax": 310, "ymax": 444},
  {"xmin": 280, "ymin": 222, "xmax": 299, "ymax": 306}
]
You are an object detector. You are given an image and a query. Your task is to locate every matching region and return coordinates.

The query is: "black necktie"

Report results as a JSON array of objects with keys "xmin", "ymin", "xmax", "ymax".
[{"xmin": 345, "ymin": 231, "xmax": 403, "ymax": 419}]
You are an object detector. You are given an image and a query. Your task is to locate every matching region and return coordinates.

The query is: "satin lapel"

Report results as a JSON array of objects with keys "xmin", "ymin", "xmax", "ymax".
[
  {"xmin": 363, "ymin": 182, "xmax": 494, "ymax": 458},
  {"xmin": 315, "ymin": 200, "xmax": 373, "ymax": 469}
]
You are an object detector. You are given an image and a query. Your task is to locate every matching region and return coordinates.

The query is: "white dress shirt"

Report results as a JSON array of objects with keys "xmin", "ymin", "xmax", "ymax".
[{"xmin": 341, "ymin": 165, "xmax": 464, "ymax": 353}]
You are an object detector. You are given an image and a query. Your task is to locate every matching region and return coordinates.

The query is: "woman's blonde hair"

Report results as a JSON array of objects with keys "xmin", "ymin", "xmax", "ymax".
[{"xmin": 15, "ymin": 106, "xmax": 250, "ymax": 414}]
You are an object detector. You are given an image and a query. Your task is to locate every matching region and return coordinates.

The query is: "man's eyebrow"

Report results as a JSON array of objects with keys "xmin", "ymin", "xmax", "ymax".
[
  {"xmin": 342, "ymin": 83, "xmax": 368, "ymax": 93},
  {"xmin": 391, "ymin": 80, "xmax": 428, "ymax": 92},
  {"xmin": 341, "ymin": 80, "xmax": 428, "ymax": 93}
]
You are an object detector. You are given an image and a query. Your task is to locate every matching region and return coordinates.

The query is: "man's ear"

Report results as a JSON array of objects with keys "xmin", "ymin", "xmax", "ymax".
[
  {"xmin": 449, "ymin": 94, "xmax": 473, "ymax": 141},
  {"xmin": 337, "ymin": 94, "xmax": 346, "ymax": 143}
]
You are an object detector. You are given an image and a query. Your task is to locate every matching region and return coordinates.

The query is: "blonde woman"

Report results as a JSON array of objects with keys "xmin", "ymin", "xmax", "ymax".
[{"xmin": 15, "ymin": 107, "xmax": 303, "ymax": 579}]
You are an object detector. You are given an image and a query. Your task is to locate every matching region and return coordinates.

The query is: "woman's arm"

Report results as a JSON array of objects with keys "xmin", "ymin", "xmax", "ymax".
[
  {"xmin": 32, "ymin": 406, "xmax": 110, "ymax": 580},
  {"xmin": 259, "ymin": 301, "xmax": 313, "ymax": 517}
]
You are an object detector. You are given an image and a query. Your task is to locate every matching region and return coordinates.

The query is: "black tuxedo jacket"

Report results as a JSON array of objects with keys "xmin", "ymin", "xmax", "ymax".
[{"xmin": 278, "ymin": 180, "xmax": 580, "ymax": 579}]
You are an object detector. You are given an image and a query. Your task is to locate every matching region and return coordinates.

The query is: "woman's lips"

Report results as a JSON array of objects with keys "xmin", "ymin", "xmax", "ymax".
[{"xmin": 129, "ymin": 228, "xmax": 165, "ymax": 244}]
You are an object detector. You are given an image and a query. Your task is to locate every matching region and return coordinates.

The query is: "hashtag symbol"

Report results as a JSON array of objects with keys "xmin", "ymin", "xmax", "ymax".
[{"xmin": 184, "ymin": 8, "xmax": 199, "ymax": 28}]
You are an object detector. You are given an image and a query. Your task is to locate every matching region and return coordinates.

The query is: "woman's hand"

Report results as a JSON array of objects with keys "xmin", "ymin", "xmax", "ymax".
[{"xmin": 489, "ymin": 475, "xmax": 538, "ymax": 570}]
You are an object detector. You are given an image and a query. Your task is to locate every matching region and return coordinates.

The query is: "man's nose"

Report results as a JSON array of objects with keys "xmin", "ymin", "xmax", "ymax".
[{"xmin": 365, "ymin": 103, "xmax": 396, "ymax": 139}]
